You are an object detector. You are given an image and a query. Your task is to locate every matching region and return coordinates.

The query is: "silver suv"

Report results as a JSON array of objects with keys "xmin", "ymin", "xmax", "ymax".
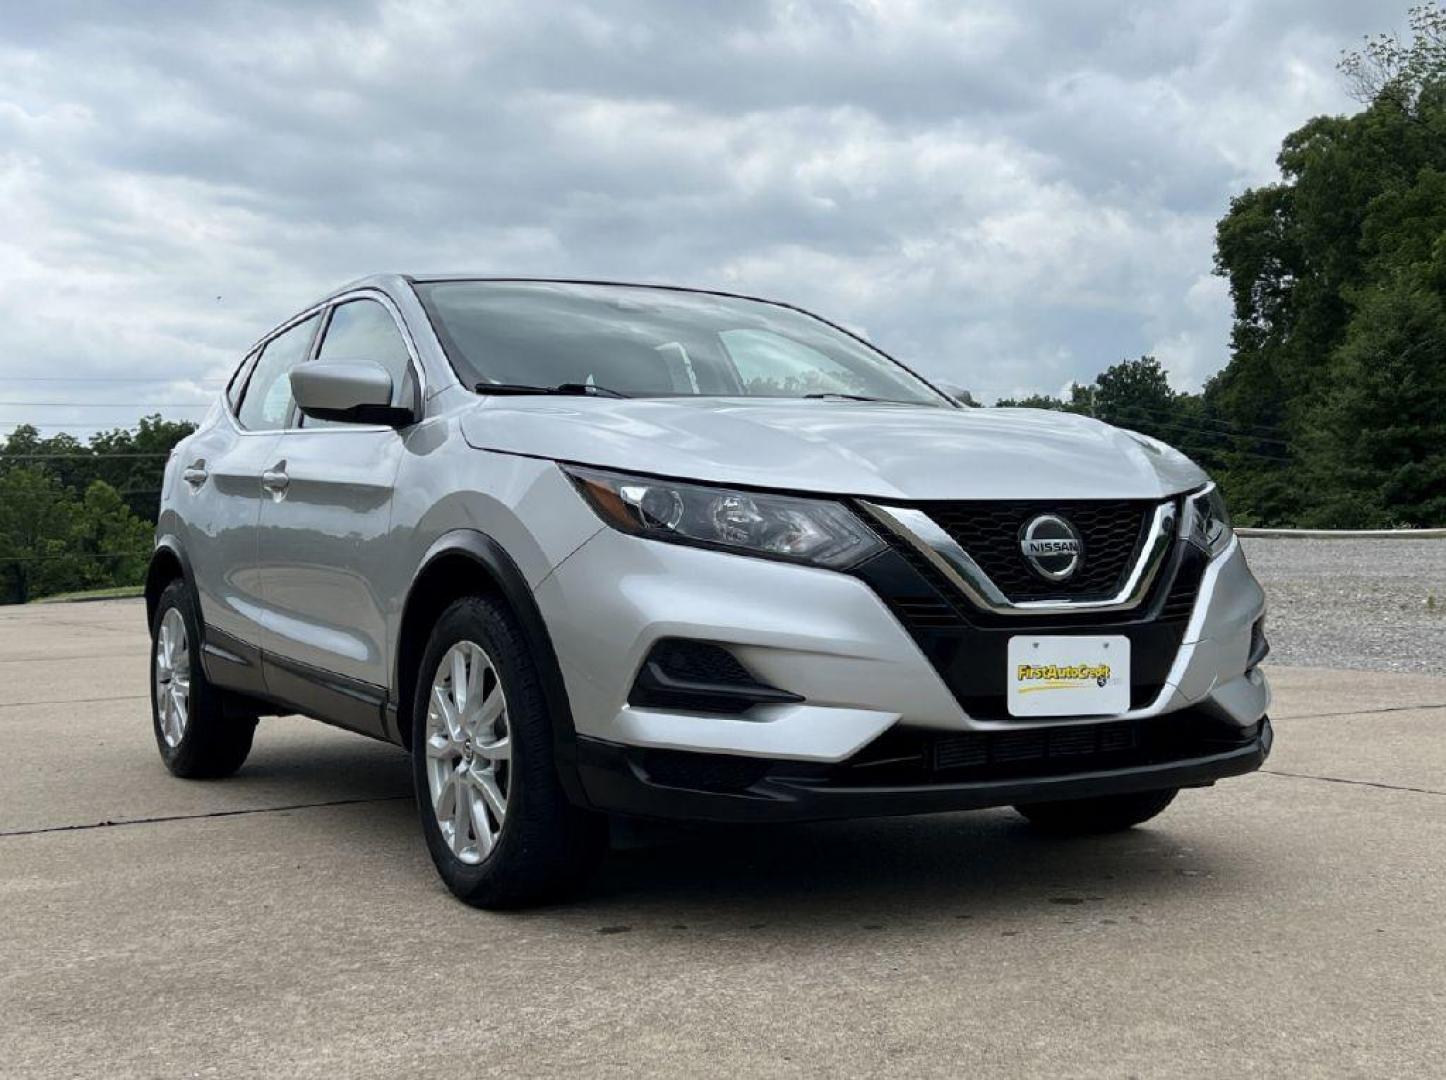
[{"xmin": 146, "ymin": 276, "xmax": 1272, "ymax": 907}]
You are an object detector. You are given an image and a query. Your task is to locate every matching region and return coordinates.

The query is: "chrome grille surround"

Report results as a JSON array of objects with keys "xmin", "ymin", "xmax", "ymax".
[{"xmin": 857, "ymin": 499, "xmax": 1178, "ymax": 617}]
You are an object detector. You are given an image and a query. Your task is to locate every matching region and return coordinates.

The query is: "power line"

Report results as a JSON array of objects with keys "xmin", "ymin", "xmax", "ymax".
[
  {"xmin": 1, "ymin": 422, "xmax": 200, "ymax": 431},
  {"xmin": 1, "ymin": 452, "xmax": 173, "ymax": 460},
  {"xmin": 1108, "ymin": 424, "xmax": 1293, "ymax": 460},
  {"xmin": 1100, "ymin": 408, "xmax": 1294, "ymax": 447},
  {"xmin": 0, "ymin": 402, "xmax": 210, "ymax": 408},
  {"xmin": 1097, "ymin": 403, "xmax": 1291, "ymax": 439},
  {"xmin": 989, "ymin": 395, "xmax": 1292, "ymax": 439},
  {"xmin": 0, "ymin": 376, "xmax": 224, "ymax": 384},
  {"xmin": 1, "ymin": 552, "xmax": 144, "ymax": 563}
]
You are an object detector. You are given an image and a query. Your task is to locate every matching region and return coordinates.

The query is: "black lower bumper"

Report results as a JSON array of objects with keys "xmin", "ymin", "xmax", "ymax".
[{"xmin": 575, "ymin": 713, "xmax": 1272, "ymax": 824}]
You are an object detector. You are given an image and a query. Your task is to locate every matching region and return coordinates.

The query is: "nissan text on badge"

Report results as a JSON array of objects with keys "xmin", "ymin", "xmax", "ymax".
[{"xmin": 145, "ymin": 276, "xmax": 1272, "ymax": 907}]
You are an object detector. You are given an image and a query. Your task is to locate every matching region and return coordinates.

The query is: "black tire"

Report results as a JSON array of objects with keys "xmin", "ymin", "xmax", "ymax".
[
  {"xmin": 1014, "ymin": 787, "xmax": 1178, "ymax": 835},
  {"xmin": 150, "ymin": 579, "xmax": 256, "ymax": 778},
  {"xmin": 410, "ymin": 595, "xmax": 606, "ymax": 909}
]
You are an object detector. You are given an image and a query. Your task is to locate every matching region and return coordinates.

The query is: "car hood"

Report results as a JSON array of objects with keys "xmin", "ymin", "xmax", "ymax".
[{"xmin": 459, "ymin": 397, "xmax": 1207, "ymax": 501}]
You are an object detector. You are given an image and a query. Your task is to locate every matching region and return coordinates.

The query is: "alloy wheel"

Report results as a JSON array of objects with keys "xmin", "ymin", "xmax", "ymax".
[
  {"xmin": 154, "ymin": 608, "xmax": 191, "ymax": 748},
  {"xmin": 424, "ymin": 640, "xmax": 511, "ymax": 864}
]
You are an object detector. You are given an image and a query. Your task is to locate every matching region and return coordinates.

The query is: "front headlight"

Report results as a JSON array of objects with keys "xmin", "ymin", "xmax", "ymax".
[
  {"xmin": 565, "ymin": 466, "xmax": 885, "ymax": 569},
  {"xmin": 1183, "ymin": 482, "xmax": 1233, "ymax": 557}
]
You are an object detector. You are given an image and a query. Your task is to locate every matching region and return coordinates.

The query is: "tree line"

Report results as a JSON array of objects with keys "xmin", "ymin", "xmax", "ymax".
[
  {"xmin": 0, "ymin": 417, "xmax": 195, "ymax": 604},
  {"xmin": 999, "ymin": 5, "xmax": 1446, "ymax": 528}
]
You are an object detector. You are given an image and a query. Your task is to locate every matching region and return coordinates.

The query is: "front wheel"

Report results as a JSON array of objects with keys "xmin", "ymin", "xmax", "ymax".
[
  {"xmin": 410, "ymin": 595, "xmax": 605, "ymax": 908},
  {"xmin": 150, "ymin": 580, "xmax": 255, "ymax": 778},
  {"xmin": 1014, "ymin": 787, "xmax": 1178, "ymax": 835}
]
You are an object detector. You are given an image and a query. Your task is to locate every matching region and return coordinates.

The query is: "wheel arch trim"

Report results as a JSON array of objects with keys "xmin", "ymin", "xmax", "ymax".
[
  {"xmin": 145, "ymin": 536, "xmax": 195, "ymax": 628},
  {"xmin": 395, "ymin": 528, "xmax": 590, "ymax": 806}
]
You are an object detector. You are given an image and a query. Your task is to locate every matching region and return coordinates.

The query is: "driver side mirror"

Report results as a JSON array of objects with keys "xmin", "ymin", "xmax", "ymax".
[{"xmin": 291, "ymin": 361, "xmax": 416, "ymax": 427}]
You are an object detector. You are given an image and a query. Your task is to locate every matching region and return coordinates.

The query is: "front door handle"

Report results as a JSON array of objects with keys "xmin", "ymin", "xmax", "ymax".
[
  {"xmin": 261, "ymin": 467, "xmax": 290, "ymax": 494},
  {"xmin": 182, "ymin": 461, "xmax": 208, "ymax": 487}
]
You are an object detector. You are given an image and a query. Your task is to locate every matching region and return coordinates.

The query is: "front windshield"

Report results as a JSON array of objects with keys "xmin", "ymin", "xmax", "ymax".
[{"xmin": 412, "ymin": 280, "xmax": 948, "ymax": 405}]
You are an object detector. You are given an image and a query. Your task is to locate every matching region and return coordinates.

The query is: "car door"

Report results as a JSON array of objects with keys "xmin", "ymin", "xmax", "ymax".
[
  {"xmin": 253, "ymin": 293, "xmax": 420, "ymax": 738},
  {"xmin": 174, "ymin": 314, "xmax": 320, "ymax": 680}
]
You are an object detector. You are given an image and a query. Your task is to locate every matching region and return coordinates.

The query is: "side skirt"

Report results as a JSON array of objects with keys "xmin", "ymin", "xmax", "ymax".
[{"xmin": 202, "ymin": 624, "xmax": 395, "ymax": 744}]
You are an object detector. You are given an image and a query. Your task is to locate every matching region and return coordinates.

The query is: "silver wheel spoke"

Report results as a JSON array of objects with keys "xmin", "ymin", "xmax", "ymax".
[
  {"xmin": 433, "ymin": 770, "xmax": 458, "ymax": 821},
  {"xmin": 473, "ymin": 768, "xmax": 507, "ymax": 826},
  {"xmin": 475, "ymin": 734, "xmax": 510, "ymax": 762},
  {"xmin": 465, "ymin": 645, "xmax": 486, "ymax": 715},
  {"xmin": 468, "ymin": 788, "xmax": 495, "ymax": 858},
  {"xmin": 475, "ymin": 685, "xmax": 504, "ymax": 734},
  {"xmin": 431, "ymin": 685, "xmax": 462, "ymax": 741},
  {"xmin": 451, "ymin": 774, "xmax": 472, "ymax": 852},
  {"xmin": 451, "ymin": 649, "xmax": 470, "ymax": 714}
]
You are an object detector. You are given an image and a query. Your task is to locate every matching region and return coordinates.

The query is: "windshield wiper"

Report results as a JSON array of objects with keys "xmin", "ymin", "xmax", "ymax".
[
  {"xmin": 803, "ymin": 392, "xmax": 895, "ymax": 402},
  {"xmin": 474, "ymin": 382, "xmax": 630, "ymax": 399}
]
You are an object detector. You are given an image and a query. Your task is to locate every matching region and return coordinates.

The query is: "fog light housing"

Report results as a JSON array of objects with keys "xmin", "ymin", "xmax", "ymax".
[
  {"xmin": 1247, "ymin": 617, "xmax": 1270, "ymax": 670},
  {"xmin": 628, "ymin": 639, "xmax": 803, "ymax": 714}
]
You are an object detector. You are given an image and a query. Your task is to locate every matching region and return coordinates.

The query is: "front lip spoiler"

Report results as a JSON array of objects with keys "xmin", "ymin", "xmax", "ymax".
[{"xmin": 574, "ymin": 717, "xmax": 1273, "ymax": 824}]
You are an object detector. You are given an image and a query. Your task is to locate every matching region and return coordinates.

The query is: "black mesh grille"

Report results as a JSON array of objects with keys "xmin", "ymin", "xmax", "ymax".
[
  {"xmin": 932, "ymin": 722, "xmax": 1141, "ymax": 772},
  {"xmin": 922, "ymin": 500, "xmax": 1157, "ymax": 600},
  {"xmin": 1160, "ymin": 555, "xmax": 1206, "ymax": 621},
  {"xmin": 641, "ymin": 749, "xmax": 771, "ymax": 793},
  {"xmin": 648, "ymin": 640, "xmax": 754, "ymax": 686}
]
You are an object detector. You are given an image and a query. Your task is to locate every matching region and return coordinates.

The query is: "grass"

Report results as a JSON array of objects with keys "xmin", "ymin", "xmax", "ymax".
[{"xmin": 30, "ymin": 584, "xmax": 145, "ymax": 604}]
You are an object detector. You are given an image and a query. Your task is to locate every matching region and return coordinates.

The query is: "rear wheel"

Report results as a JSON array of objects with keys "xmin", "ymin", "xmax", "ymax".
[
  {"xmin": 150, "ymin": 579, "xmax": 255, "ymax": 778},
  {"xmin": 1014, "ymin": 788, "xmax": 1178, "ymax": 834},
  {"xmin": 410, "ymin": 595, "xmax": 605, "ymax": 908}
]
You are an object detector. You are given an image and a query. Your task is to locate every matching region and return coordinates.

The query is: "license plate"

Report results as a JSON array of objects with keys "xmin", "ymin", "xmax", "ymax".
[{"xmin": 1006, "ymin": 635, "xmax": 1130, "ymax": 717}]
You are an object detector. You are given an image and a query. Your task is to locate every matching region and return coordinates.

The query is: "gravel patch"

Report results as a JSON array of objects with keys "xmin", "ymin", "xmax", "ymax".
[{"xmin": 1241, "ymin": 537, "xmax": 1446, "ymax": 673}]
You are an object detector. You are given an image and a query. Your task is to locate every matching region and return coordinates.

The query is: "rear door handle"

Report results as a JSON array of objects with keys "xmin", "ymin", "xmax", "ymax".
[
  {"xmin": 182, "ymin": 462, "xmax": 208, "ymax": 487},
  {"xmin": 261, "ymin": 468, "xmax": 290, "ymax": 494}
]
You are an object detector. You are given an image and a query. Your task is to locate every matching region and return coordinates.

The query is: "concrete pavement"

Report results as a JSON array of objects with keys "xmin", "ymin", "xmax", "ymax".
[{"xmin": 1, "ymin": 599, "xmax": 1443, "ymax": 1077}]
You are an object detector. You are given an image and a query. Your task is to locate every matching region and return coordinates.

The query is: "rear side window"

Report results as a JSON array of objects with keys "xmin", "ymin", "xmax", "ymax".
[
  {"xmin": 236, "ymin": 314, "xmax": 319, "ymax": 430},
  {"xmin": 315, "ymin": 299, "xmax": 415, "ymax": 402}
]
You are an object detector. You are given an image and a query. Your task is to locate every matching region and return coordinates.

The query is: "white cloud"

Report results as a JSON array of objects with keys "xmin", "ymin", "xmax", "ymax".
[{"xmin": 0, "ymin": 0, "xmax": 1381, "ymax": 432}]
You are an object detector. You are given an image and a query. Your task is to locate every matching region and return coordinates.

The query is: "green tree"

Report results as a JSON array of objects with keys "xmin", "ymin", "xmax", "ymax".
[
  {"xmin": 998, "ymin": 357, "xmax": 1226, "ymax": 470},
  {"xmin": 1302, "ymin": 262, "xmax": 1446, "ymax": 526},
  {"xmin": 0, "ymin": 469, "xmax": 157, "ymax": 605},
  {"xmin": 994, "ymin": 392, "xmax": 1073, "ymax": 410},
  {"xmin": 1, "ymin": 414, "xmax": 195, "ymax": 523},
  {"xmin": 1091, "ymin": 356, "xmax": 1178, "ymax": 435},
  {"xmin": 1340, "ymin": 2, "xmax": 1446, "ymax": 115},
  {"xmin": 0, "ymin": 468, "xmax": 85, "ymax": 604},
  {"xmin": 1207, "ymin": 2, "xmax": 1446, "ymax": 525},
  {"xmin": 87, "ymin": 415, "xmax": 198, "ymax": 521},
  {"xmin": 72, "ymin": 480, "xmax": 153, "ymax": 587}
]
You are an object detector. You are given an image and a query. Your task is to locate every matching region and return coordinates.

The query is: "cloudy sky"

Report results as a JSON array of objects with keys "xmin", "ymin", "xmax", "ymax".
[{"xmin": 1, "ymin": 0, "xmax": 1388, "ymax": 434}]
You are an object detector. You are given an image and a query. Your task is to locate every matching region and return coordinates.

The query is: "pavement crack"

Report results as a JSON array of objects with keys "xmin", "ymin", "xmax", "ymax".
[
  {"xmin": 0, "ymin": 653, "xmax": 141, "ymax": 665},
  {"xmin": 1261, "ymin": 769, "xmax": 1446, "ymax": 797},
  {"xmin": 1273, "ymin": 701, "xmax": 1446, "ymax": 721},
  {"xmin": 0, "ymin": 794, "xmax": 412, "ymax": 838},
  {"xmin": 0, "ymin": 695, "xmax": 148, "ymax": 710}
]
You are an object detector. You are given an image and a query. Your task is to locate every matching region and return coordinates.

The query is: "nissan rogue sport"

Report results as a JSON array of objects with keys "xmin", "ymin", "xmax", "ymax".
[{"xmin": 146, "ymin": 275, "xmax": 1272, "ymax": 907}]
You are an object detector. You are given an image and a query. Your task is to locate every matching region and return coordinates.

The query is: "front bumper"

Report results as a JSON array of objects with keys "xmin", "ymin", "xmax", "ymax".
[
  {"xmin": 530, "ymin": 481, "xmax": 1271, "ymax": 821},
  {"xmin": 535, "ymin": 524, "xmax": 1269, "ymax": 753},
  {"xmin": 574, "ymin": 714, "xmax": 1273, "ymax": 823}
]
